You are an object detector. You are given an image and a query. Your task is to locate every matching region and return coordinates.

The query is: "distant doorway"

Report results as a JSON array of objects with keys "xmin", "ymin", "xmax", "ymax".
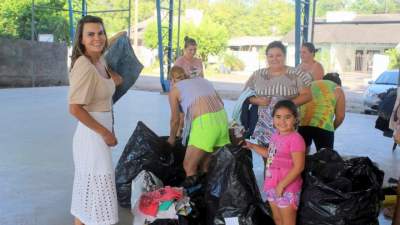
[{"xmin": 355, "ymin": 50, "xmax": 364, "ymax": 71}]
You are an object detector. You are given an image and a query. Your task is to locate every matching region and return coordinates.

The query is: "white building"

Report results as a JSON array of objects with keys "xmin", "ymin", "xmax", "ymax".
[
  {"xmin": 282, "ymin": 13, "xmax": 400, "ymax": 73},
  {"xmin": 227, "ymin": 36, "xmax": 281, "ymax": 72}
]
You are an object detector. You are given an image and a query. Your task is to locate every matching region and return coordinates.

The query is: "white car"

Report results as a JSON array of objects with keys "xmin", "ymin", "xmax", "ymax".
[{"xmin": 363, "ymin": 70, "xmax": 399, "ymax": 114}]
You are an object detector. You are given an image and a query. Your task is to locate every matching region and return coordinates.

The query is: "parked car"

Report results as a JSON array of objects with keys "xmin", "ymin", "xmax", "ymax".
[{"xmin": 363, "ymin": 70, "xmax": 399, "ymax": 114}]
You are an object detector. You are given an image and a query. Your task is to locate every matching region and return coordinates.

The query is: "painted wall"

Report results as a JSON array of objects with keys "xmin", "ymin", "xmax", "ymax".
[{"xmin": 0, "ymin": 38, "xmax": 68, "ymax": 87}]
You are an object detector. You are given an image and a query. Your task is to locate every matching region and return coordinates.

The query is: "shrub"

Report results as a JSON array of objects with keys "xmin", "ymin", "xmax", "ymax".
[{"xmin": 223, "ymin": 54, "xmax": 245, "ymax": 71}]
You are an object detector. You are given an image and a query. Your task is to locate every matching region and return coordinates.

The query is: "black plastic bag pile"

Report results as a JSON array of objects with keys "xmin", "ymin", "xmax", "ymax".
[
  {"xmin": 115, "ymin": 121, "xmax": 186, "ymax": 208},
  {"xmin": 177, "ymin": 180, "xmax": 208, "ymax": 225},
  {"xmin": 206, "ymin": 145, "xmax": 275, "ymax": 225},
  {"xmin": 298, "ymin": 149, "xmax": 384, "ymax": 225}
]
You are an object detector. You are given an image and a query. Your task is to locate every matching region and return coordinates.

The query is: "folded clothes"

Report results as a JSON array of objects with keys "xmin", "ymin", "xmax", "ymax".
[
  {"xmin": 139, "ymin": 186, "xmax": 183, "ymax": 216},
  {"xmin": 159, "ymin": 201, "xmax": 174, "ymax": 211},
  {"xmin": 175, "ymin": 196, "xmax": 192, "ymax": 216}
]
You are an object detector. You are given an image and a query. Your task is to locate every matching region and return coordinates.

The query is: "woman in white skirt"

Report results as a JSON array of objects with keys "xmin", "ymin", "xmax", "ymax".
[{"xmin": 68, "ymin": 15, "xmax": 122, "ymax": 225}]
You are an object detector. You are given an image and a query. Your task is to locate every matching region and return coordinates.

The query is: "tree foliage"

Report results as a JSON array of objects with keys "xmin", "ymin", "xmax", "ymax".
[
  {"xmin": 0, "ymin": 0, "xmax": 69, "ymax": 42},
  {"xmin": 3, "ymin": 0, "xmax": 400, "ymax": 47},
  {"xmin": 315, "ymin": 0, "xmax": 400, "ymax": 16},
  {"xmin": 84, "ymin": 0, "xmax": 155, "ymax": 36},
  {"xmin": 386, "ymin": 48, "xmax": 400, "ymax": 69},
  {"xmin": 314, "ymin": 0, "xmax": 347, "ymax": 17},
  {"xmin": 205, "ymin": 0, "xmax": 294, "ymax": 37},
  {"xmin": 0, "ymin": 0, "xmax": 155, "ymax": 43},
  {"xmin": 144, "ymin": 18, "xmax": 228, "ymax": 62}
]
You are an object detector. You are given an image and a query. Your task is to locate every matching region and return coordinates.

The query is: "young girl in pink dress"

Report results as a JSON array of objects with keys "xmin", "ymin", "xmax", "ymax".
[{"xmin": 245, "ymin": 100, "xmax": 306, "ymax": 225}]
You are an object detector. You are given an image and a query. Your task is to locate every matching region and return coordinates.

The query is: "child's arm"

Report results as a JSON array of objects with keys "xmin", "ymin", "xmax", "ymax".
[
  {"xmin": 244, "ymin": 142, "xmax": 269, "ymax": 158},
  {"xmin": 276, "ymin": 151, "xmax": 305, "ymax": 196}
]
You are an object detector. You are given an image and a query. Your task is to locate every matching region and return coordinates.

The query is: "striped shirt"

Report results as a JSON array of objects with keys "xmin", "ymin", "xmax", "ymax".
[{"xmin": 245, "ymin": 67, "xmax": 312, "ymax": 98}]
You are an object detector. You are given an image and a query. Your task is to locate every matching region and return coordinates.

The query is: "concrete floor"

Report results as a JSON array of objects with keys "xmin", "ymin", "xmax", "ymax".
[{"xmin": 0, "ymin": 87, "xmax": 398, "ymax": 225}]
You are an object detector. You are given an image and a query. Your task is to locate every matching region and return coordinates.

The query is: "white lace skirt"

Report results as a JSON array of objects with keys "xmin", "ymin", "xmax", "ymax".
[{"xmin": 71, "ymin": 112, "xmax": 118, "ymax": 225}]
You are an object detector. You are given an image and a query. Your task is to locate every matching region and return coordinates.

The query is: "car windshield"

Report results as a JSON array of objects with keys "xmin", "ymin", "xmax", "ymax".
[{"xmin": 375, "ymin": 71, "xmax": 399, "ymax": 85}]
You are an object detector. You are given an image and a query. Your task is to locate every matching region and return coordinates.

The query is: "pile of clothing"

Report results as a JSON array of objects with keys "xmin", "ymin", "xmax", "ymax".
[
  {"xmin": 131, "ymin": 174, "xmax": 191, "ymax": 225},
  {"xmin": 116, "ymin": 121, "xmax": 274, "ymax": 225}
]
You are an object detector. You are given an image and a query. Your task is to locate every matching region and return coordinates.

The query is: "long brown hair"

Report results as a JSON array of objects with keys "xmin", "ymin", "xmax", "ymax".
[{"xmin": 70, "ymin": 15, "xmax": 108, "ymax": 69}]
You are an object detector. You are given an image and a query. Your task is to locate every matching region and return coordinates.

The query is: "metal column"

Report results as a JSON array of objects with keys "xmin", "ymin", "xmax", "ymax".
[
  {"xmin": 166, "ymin": 0, "xmax": 174, "ymax": 82},
  {"xmin": 176, "ymin": 0, "xmax": 182, "ymax": 58},
  {"xmin": 156, "ymin": 0, "xmax": 175, "ymax": 92},
  {"xmin": 67, "ymin": 0, "xmax": 75, "ymax": 44},
  {"xmin": 303, "ymin": 0, "xmax": 310, "ymax": 42},
  {"xmin": 82, "ymin": 0, "xmax": 87, "ymax": 16},
  {"xmin": 294, "ymin": 0, "xmax": 311, "ymax": 66}
]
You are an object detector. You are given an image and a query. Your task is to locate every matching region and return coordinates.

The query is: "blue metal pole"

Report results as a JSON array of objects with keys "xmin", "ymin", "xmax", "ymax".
[
  {"xmin": 311, "ymin": 0, "xmax": 317, "ymax": 42},
  {"xmin": 82, "ymin": 0, "xmax": 87, "ymax": 16},
  {"xmin": 176, "ymin": 0, "xmax": 182, "ymax": 58},
  {"xmin": 156, "ymin": 0, "xmax": 167, "ymax": 92},
  {"xmin": 166, "ymin": 0, "xmax": 174, "ymax": 88},
  {"xmin": 67, "ymin": 0, "xmax": 75, "ymax": 44},
  {"xmin": 295, "ymin": 0, "xmax": 301, "ymax": 66},
  {"xmin": 303, "ymin": 0, "xmax": 310, "ymax": 42},
  {"xmin": 128, "ymin": 0, "xmax": 132, "ymax": 39}
]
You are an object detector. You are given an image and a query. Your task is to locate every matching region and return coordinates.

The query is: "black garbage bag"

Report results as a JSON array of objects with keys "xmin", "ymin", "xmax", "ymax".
[
  {"xmin": 105, "ymin": 32, "xmax": 143, "ymax": 103},
  {"xmin": 206, "ymin": 144, "xmax": 275, "ymax": 225},
  {"xmin": 150, "ymin": 219, "xmax": 179, "ymax": 225},
  {"xmin": 305, "ymin": 148, "xmax": 345, "ymax": 182},
  {"xmin": 115, "ymin": 121, "xmax": 186, "ymax": 208},
  {"xmin": 173, "ymin": 173, "xmax": 209, "ymax": 225},
  {"xmin": 298, "ymin": 149, "xmax": 384, "ymax": 225}
]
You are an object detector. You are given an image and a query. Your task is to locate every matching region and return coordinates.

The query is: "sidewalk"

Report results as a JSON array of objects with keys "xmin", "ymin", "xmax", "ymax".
[{"xmin": 0, "ymin": 87, "xmax": 396, "ymax": 225}]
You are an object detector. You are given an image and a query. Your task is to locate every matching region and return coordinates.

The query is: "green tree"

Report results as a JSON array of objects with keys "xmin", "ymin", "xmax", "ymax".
[
  {"xmin": 384, "ymin": 0, "xmax": 400, "ymax": 13},
  {"xmin": 191, "ymin": 17, "xmax": 229, "ymax": 61},
  {"xmin": 143, "ymin": 18, "xmax": 228, "ymax": 62},
  {"xmin": 348, "ymin": 0, "xmax": 381, "ymax": 13},
  {"xmin": 204, "ymin": 1, "xmax": 251, "ymax": 37},
  {"xmin": 314, "ymin": 0, "xmax": 347, "ymax": 17},
  {"xmin": 248, "ymin": 0, "xmax": 295, "ymax": 36},
  {"xmin": 0, "ymin": 0, "xmax": 69, "ymax": 42},
  {"xmin": 386, "ymin": 48, "xmax": 400, "ymax": 69},
  {"xmin": 205, "ymin": 0, "xmax": 294, "ymax": 38},
  {"xmin": 315, "ymin": 0, "xmax": 400, "ymax": 16},
  {"xmin": 143, "ymin": 20, "xmax": 191, "ymax": 50},
  {"xmin": 137, "ymin": 0, "xmax": 156, "ymax": 21},
  {"xmin": 86, "ymin": 0, "xmax": 129, "ymax": 36}
]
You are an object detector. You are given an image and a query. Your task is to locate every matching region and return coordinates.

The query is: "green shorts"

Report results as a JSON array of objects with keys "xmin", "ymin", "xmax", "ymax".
[{"xmin": 188, "ymin": 109, "xmax": 230, "ymax": 153}]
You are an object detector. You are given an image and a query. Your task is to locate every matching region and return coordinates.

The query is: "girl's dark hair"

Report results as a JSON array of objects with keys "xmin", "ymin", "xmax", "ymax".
[
  {"xmin": 70, "ymin": 15, "xmax": 108, "ymax": 69},
  {"xmin": 184, "ymin": 36, "xmax": 197, "ymax": 48},
  {"xmin": 302, "ymin": 42, "xmax": 318, "ymax": 55},
  {"xmin": 323, "ymin": 72, "xmax": 342, "ymax": 86},
  {"xmin": 265, "ymin": 41, "xmax": 286, "ymax": 56},
  {"xmin": 272, "ymin": 100, "xmax": 298, "ymax": 119}
]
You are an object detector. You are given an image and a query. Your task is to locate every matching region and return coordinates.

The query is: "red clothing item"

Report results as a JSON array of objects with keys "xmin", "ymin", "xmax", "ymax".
[{"xmin": 138, "ymin": 186, "xmax": 183, "ymax": 216}]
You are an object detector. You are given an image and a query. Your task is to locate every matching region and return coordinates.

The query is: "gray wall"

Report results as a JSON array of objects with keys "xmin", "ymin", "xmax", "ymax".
[{"xmin": 0, "ymin": 38, "xmax": 68, "ymax": 87}]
